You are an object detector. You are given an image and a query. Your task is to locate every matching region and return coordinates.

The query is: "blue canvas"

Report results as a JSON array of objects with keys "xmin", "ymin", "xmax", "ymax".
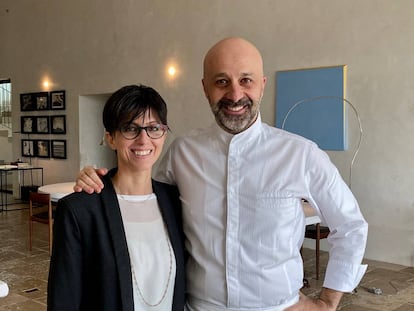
[{"xmin": 275, "ymin": 66, "xmax": 347, "ymax": 150}]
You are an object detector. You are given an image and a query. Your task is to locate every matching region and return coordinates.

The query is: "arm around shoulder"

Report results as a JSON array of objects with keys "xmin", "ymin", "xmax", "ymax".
[{"xmin": 73, "ymin": 166, "xmax": 108, "ymax": 194}]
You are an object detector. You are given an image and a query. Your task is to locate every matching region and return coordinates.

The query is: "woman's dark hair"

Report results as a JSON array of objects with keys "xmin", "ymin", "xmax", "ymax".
[{"xmin": 103, "ymin": 84, "xmax": 168, "ymax": 134}]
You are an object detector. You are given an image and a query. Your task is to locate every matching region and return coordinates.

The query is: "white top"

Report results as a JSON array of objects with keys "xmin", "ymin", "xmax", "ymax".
[
  {"xmin": 118, "ymin": 194, "xmax": 176, "ymax": 311},
  {"xmin": 155, "ymin": 113, "xmax": 368, "ymax": 310}
]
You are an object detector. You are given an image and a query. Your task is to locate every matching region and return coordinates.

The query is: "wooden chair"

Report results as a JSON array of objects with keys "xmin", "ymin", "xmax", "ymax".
[
  {"xmin": 304, "ymin": 223, "xmax": 330, "ymax": 280},
  {"xmin": 29, "ymin": 192, "xmax": 53, "ymax": 254}
]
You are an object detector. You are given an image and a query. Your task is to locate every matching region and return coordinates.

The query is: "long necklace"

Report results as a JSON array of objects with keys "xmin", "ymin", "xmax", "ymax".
[{"xmin": 130, "ymin": 225, "xmax": 173, "ymax": 307}]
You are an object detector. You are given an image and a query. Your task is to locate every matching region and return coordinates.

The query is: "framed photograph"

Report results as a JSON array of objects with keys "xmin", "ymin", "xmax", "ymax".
[
  {"xmin": 50, "ymin": 115, "xmax": 66, "ymax": 134},
  {"xmin": 51, "ymin": 140, "xmax": 67, "ymax": 159},
  {"xmin": 35, "ymin": 139, "xmax": 50, "ymax": 158},
  {"xmin": 50, "ymin": 90, "xmax": 65, "ymax": 110},
  {"xmin": 20, "ymin": 93, "xmax": 35, "ymax": 111},
  {"xmin": 21, "ymin": 139, "xmax": 35, "ymax": 157},
  {"xmin": 21, "ymin": 116, "xmax": 36, "ymax": 134},
  {"xmin": 34, "ymin": 92, "xmax": 50, "ymax": 110},
  {"xmin": 35, "ymin": 116, "xmax": 50, "ymax": 134}
]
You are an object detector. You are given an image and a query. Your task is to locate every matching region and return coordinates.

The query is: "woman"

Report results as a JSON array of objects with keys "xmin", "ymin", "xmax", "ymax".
[{"xmin": 48, "ymin": 85, "xmax": 185, "ymax": 311}]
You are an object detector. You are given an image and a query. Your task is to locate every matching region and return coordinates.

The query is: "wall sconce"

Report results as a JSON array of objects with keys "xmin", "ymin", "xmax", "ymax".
[
  {"xmin": 168, "ymin": 66, "xmax": 176, "ymax": 77},
  {"xmin": 41, "ymin": 75, "xmax": 53, "ymax": 91},
  {"xmin": 165, "ymin": 62, "xmax": 180, "ymax": 81}
]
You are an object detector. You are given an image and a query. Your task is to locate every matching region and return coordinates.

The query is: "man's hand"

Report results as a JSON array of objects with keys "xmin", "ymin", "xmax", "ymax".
[
  {"xmin": 284, "ymin": 288, "xmax": 343, "ymax": 311},
  {"xmin": 73, "ymin": 166, "xmax": 108, "ymax": 194}
]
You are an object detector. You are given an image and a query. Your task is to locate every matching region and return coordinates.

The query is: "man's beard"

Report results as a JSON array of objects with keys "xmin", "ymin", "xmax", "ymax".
[{"xmin": 212, "ymin": 97, "xmax": 258, "ymax": 134}]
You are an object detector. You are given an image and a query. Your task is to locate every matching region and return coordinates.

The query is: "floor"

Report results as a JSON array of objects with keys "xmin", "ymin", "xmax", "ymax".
[{"xmin": 1, "ymin": 201, "xmax": 414, "ymax": 310}]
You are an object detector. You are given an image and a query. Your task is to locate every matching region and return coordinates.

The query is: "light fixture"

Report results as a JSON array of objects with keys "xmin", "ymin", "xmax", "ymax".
[
  {"xmin": 168, "ymin": 66, "xmax": 176, "ymax": 77},
  {"xmin": 165, "ymin": 61, "xmax": 180, "ymax": 81},
  {"xmin": 41, "ymin": 75, "xmax": 53, "ymax": 90}
]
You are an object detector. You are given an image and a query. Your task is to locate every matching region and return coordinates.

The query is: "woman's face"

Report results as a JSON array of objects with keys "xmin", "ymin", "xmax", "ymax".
[{"xmin": 106, "ymin": 108, "xmax": 166, "ymax": 174}]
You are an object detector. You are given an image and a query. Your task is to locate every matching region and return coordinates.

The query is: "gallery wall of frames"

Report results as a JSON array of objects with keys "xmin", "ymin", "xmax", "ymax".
[{"xmin": 20, "ymin": 90, "xmax": 67, "ymax": 159}]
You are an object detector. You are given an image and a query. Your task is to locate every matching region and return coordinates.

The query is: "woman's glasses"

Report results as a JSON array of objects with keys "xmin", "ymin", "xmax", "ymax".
[{"xmin": 119, "ymin": 124, "xmax": 169, "ymax": 140}]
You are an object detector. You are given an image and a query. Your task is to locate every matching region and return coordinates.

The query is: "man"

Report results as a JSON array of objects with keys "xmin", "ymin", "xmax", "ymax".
[{"xmin": 76, "ymin": 37, "xmax": 368, "ymax": 310}]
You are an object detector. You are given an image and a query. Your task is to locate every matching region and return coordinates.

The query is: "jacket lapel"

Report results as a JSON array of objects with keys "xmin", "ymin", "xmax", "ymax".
[
  {"xmin": 101, "ymin": 170, "xmax": 134, "ymax": 311},
  {"xmin": 152, "ymin": 180, "xmax": 182, "ymax": 263}
]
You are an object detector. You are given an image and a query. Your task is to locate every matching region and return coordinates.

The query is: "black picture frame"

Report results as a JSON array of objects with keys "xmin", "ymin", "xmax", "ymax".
[
  {"xmin": 51, "ymin": 140, "xmax": 67, "ymax": 159},
  {"xmin": 50, "ymin": 115, "xmax": 66, "ymax": 134},
  {"xmin": 35, "ymin": 139, "xmax": 50, "ymax": 158},
  {"xmin": 21, "ymin": 139, "xmax": 35, "ymax": 157},
  {"xmin": 34, "ymin": 92, "xmax": 50, "ymax": 110},
  {"xmin": 21, "ymin": 116, "xmax": 36, "ymax": 134},
  {"xmin": 50, "ymin": 90, "xmax": 65, "ymax": 110},
  {"xmin": 35, "ymin": 116, "xmax": 50, "ymax": 134},
  {"xmin": 20, "ymin": 93, "xmax": 35, "ymax": 111}
]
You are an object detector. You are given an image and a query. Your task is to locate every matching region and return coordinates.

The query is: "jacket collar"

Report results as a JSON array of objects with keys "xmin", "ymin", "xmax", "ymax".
[
  {"xmin": 212, "ymin": 112, "xmax": 262, "ymax": 145},
  {"xmin": 100, "ymin": 168, "xmax": 134, "ymax": 310}
]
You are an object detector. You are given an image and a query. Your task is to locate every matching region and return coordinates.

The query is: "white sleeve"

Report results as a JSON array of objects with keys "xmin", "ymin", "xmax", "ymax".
[{"xmin": 306, "ymin": 145, "xmax": 368, "ymax": 292}]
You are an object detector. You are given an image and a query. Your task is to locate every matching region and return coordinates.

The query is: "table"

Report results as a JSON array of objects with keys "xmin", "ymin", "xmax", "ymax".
[
  {"xmin": 38, "ymin": 182, "xmax": 75, "ymax": 202},
  {"xmin": 0, "ymin": 165, "xmax": 44, "ymax": 211},
  {"xmin": 302, "ymin": 200, "xmax": 326, "ymax": 283}
]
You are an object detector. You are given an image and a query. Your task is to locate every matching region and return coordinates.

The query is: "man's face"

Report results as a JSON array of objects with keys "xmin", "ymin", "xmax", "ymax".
[{"xmin": 202, "ymin": 39, "xmax": 266, "ymax": 134}]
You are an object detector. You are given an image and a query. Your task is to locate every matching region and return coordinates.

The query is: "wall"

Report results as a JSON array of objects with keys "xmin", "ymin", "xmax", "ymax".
[
  {"xmin": 0, "ymin": 133, "xmax": 12, "ymax": 162},
  {"xmin": 1, "ymin": 0, "xmax": 413, "ymax": 266},
  {"xmin": 78, "ymin": 94, "xmax": 116, "ymax": 169}
]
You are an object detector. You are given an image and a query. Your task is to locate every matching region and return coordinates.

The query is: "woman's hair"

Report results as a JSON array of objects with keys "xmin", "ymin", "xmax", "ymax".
[{"xmin": 103, "ymin": 84, "xmax": 168, "ymax": 134}]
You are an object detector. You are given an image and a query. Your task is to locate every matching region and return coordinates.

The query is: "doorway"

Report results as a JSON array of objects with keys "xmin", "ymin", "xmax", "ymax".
[
  {"xmin": 0, "ymin": 79, "xmax": 12, "ymax": 163},
  {"xmin": 78, "ymin": 94, "xmax": 117, "ymax": 169}
]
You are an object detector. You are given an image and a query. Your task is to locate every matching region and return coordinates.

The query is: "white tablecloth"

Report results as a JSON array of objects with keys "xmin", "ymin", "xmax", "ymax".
[{"xmin": 38, "ymin": 182, "xmax": 75, "ymax": 202}]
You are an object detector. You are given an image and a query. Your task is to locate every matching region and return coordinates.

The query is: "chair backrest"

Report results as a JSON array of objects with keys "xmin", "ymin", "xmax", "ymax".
[
  {"xmin": 29, "ymin": 192, "xmax": 51, "ymax": 205},
  {"xmin": 29, "ymin": 192, "xmax": 52, "ymax": 221},
  {"xmin": 28, "ymin": 191, "xmax": 53, "ymax": 253}
]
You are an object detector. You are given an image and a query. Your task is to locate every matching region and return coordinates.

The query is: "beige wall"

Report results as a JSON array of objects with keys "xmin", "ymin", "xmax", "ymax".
[
  {"xmin": 0, "ymin": 134, "xmax": 12, "ymax": 162},
  {"xmin": 1, "ymin": 0, "xmax": 413, "ymax": 266}
]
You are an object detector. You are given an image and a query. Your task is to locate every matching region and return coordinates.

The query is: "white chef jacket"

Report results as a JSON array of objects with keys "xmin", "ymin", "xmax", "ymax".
[{"xmin": 155, "ymin": 113, "xmax": 368, "ymax": 310}]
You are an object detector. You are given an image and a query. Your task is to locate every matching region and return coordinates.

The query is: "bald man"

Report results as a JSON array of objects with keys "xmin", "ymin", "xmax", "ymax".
[{"xmin": 76, "ymin": 38, "xmax": 368, "ymax": 311}]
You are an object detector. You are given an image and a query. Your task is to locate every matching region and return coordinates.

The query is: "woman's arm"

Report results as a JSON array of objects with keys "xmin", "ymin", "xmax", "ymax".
[{"xmin": 47, "ymin": 201, "xmax": 83, "ymax": 310}]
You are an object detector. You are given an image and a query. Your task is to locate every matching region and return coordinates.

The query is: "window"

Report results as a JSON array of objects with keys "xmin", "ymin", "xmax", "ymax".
[{"xmin": 0, "ymin": 79, "xmax": 12, "ymax": 132}]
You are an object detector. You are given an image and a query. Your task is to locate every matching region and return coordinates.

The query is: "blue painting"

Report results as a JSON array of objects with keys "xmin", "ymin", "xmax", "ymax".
[{"xmin": 275, "ymin": 66, "xmax": 348, "ymax": 150}]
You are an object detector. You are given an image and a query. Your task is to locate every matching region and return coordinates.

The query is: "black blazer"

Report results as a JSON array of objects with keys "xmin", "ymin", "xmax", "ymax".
[{"xmin": 47, "ymin": 169, "xmax": 185, "ymax": 310}]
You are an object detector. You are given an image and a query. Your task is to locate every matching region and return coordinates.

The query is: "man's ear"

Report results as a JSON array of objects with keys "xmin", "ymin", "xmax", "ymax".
[
  {"xmin": 260, "ymin": 76, "xmax": 267, "ymax": 98},
  {"xmin": 201, "ymin": 79, "xmax": 209, "ymax": 100}
]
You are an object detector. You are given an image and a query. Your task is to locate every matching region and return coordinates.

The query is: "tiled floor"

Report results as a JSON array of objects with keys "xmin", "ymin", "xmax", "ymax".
[{"xmin": 1, "ymin": 201, "xmax": 414, "ymax": 310}]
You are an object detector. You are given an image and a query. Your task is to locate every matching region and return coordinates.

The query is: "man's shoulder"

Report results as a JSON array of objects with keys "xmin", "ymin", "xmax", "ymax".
[
  {"xmin": 170, "ymin": 125, "xmax": 214, "ymax": 147},
  {"xmin": 177, "ymin": 125, "xmax": 212, "ymax": 139},
  {"xmin": 261, "ymin": 122, "xmax": 317, "ymax": 147}
]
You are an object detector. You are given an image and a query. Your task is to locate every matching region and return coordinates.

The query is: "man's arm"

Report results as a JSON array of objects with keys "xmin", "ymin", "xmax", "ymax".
[
  {"xmin": 73, "ymin": 166, "xmax": 108, "ymax": 193},
  {"xmin": 284, "ymin": 288, "xmax": 343, "ymax": 311}
]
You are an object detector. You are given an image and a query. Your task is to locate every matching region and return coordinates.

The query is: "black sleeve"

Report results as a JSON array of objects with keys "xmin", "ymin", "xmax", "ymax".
[{"xmin": 47, "ymin": 200, "xmax": 83, "ymax": 311}]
